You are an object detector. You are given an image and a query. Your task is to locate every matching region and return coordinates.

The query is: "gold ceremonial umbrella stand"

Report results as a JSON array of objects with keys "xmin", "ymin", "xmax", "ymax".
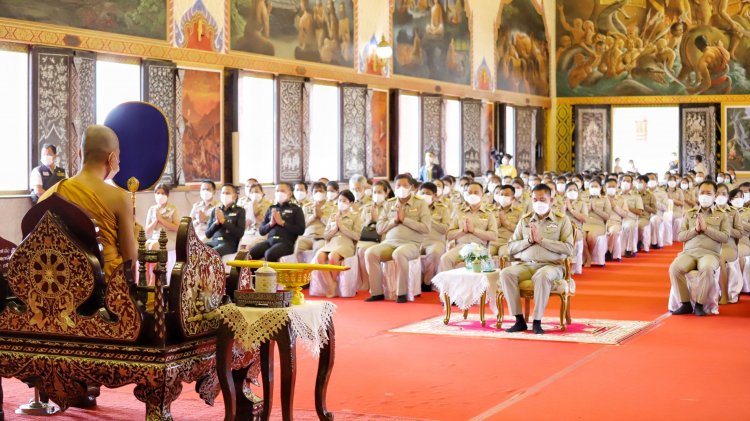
[{"xmin": 227, "ymin": 260, "xmax": 349, "ymax": 305}]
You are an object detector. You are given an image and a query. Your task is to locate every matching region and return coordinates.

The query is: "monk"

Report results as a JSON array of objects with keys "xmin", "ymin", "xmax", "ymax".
[{"xmin": 40, "ymin": 125, "xmax": 137, "ymax": 279}]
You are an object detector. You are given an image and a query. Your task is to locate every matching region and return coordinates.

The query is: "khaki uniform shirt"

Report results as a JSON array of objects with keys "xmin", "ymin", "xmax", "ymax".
[
  {"xmin": 564, "ymin": 199, "xmax": 589, "ymax": 229},
  {"xmin": 239, "ymin": 197, "xmax": 272, "ymax": 231},
  {"xmin": 302, "ymin": 201, "xmax": 335, "ymax": 238},
  {"xmin": 508, "ymin": 211, "xmax": 575, "ymax": 263},
  {"xmin": 652, "ymin": 188, "xmax": 668, "ymax": 216},
  {"xmin": 190, "ymin": 199, "xmax": 219, "ymax": 231},
  {"xmin": 623, "ymin": 190, "xmax": 644, "ymax": 221},
  {"xmin": 360, "ymin": 201, "xmax": 387, "ymax": 227},
  {"xmin": 377, "ymin": 196, "xmax": 432, "ymax": 246},
  {"xmin": 666, "ymin": 188, "xmax": 685, "ymax": 217},
  {"xmin": 639, "ymin": 190, "xmax": 656, "ymax": 221},
  {"xmin": 492, "ymin": 204, "xmax": 524, "ymax": 247},
  {"xmin": 447, "ymin": 204, "xmax": 498, "ymax": 246},
  {"xmin": 586, "ymin": 196, "xmax": 612, "ymax": 228},
  {"xmin": 677, "ymin": 206, "xmax": 730, "ymax": 256},
  {"xmin": 426, "ymin": 202, "xmax": 452, "ymax": 243}
]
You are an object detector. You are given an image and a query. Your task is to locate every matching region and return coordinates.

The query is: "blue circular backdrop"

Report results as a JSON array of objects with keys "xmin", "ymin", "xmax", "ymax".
[{"xmin": 104, "ymin": 102, "xmax": 171, "ymax": 191}]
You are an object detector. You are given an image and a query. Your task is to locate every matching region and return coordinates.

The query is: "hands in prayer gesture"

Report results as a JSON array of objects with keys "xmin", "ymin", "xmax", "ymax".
[
  {"xmin": 216, "ymin": 208, "xmax": 225, "ymax": 224},
  {"xmin": 529, "ymin": 222, "xmax": 542, "ymax": 244},
  {"xmin": 695, "ymin": 214, "xmax": 707, "ymax": 233},
  {"xmin": 396, "ymin": 205, "xmax": 405, "ymax": 224},
  {"xmin": 270, "ymin": 209, "xmax": 284, "ymax": 227}
]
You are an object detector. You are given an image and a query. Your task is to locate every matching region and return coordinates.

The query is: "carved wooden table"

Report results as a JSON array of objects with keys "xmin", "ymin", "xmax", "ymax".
[
  {"xmin": 216, "ymin": 302, "xmax": 336, "ymax": 421},
  {"xmin": 431, "ymin": 268, "xmax": 500, "ymax": 327}
]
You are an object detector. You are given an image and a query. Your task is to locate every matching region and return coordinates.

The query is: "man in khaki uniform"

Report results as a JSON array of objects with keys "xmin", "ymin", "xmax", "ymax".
[
  {"xmin": 294, "ymin": 181, "xmax": 335, "ymax": 255},
  {"xmin": 669, "ymin": 181, "xmax": 730, "ymax": 316},
  {"xmin": 365, "ymin": 174, "xmax": 432, "ymax": 303},
  {"xmin": 636, "ymin": 175, "xmax": 659, "ymax": 252},
  {"xmin": 418, "ymin": 182, "xmax": 451, "ymax": 289},
  {"xmin": 440, "ymin": 182, "xmax": 498, "ymax": 271},
  {"xmin": 349, "ymin": 174, "xmax": 371, "ymax": 212},
  {"xmin": 605, "ymin": 178, "xmax": 626, "ymax": 260},
  {"xmin": 620, "ymin": 174, "xmax": 644, "ymax": 257},
  {"xmin": 490, "ymin": 185, "xmax": 524, "ymax": 258},
  {"xmin": 501, "ymin": 184, "xmax": 574, "ymax": 334}
]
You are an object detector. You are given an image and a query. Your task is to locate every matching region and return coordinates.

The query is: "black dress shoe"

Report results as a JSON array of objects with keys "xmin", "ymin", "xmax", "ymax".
[
  {"xmin": 505, "ymin": 321, "xmax": 527, "ymax": 333},
  {"xmin": 364, "ymin": 294, "xmax": 385, "ymax": 302},
  {"xmin": 421, "ymin": 283, "xmax": 433, "ymax": 292},
  {"xmin": 605, "ymin": 251, "xmax": 613, "ymax": 262},
  {"xmin": 396, "ymin": 295, "xmax": 408, "ymax": 303},
  {"xmin": 671, "ymin": 302, "xmax": 693, "ymax": 315},
  {"xmin": 694, "ymin": 303, "xmax": 707, "ymax": 316},
  {"xmin": 651, "ymin": 244, "xmax": 661, "ymax": 250},
  {"xmin": 532, "ymin": 320, "xmax": 545, "ymax": 334}
]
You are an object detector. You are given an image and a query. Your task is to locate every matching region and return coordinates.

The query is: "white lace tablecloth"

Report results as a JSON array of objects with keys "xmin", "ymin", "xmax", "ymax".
[
  {"xmin": 217, "ymin": 301, "xmax": 337, "ymax": 357},
  {"xmin": 431, "ymin": 268, "xmax": 500, "ymax": 314}
]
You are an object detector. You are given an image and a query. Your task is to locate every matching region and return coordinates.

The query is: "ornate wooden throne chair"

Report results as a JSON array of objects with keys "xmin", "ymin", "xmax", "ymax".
[{"xmin": 0, "ymin": 194, "xmax": 227, "ymax": 421}]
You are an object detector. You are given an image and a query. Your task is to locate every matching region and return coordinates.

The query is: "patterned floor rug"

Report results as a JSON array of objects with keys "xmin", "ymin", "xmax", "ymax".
[{"xmin": 389, "ymin": 314, "xmax": 654, "ymax": 345}]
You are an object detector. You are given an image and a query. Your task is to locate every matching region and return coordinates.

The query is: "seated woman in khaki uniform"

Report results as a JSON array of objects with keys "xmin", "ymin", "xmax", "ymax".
[
  {"xmin": 356, "ymin": 180, "xmax": 393, "ymax": 291},
  {"xmin": 314, "ymin": 190, "xmax": 362, "ymax": 297},
  {"xmin": 583, "ymin": 179, "xmax": 611, "ymax": 267},
  {"xmin": 714, "ymin": 185, "xmax": 744, "ymax": 304}
]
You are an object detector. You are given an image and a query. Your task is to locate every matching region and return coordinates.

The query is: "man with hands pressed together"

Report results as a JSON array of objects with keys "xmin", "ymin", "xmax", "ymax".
[
  {"xmin": 365, "ymin": 174, "xmax": 431, "ymax": 303},
  {"xmin": 206, "ymin": 184, "xmax": 247, "ymax": 256},
  {"xmin": 500, "ymin": 184, "xmax": 574, "ymax": 334},
  {"xmin": 248, "ymin": 182, "xmax": 306, "ymax": 262},
  {"xmin": 669, "ymin": 181, "xmax": 730, "ymax": 316}
]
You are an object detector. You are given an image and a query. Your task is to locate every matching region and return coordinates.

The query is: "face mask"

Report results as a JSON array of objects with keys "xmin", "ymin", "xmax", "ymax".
[
  {"xmin": 353, "ymin": 191, "xmax": 363, "ymax": 201},
  {"xmin": 293, "ymin": 191, "xmax": 307, "ymax": 202},
  {"xmin": 465, "ymin": 193, "xmax": 482, "ymax": 206},
  {"xmin": 680, "ymin": 183, "xmax": 689, "ymax": 190},
  {"xmin": 337, "ymin": 201, "xmax": 350, "ymax": 212},
  {"xmin": 244, "ymin": 187, "xmax": 252, "ymax": 197},
  {"xmin": 566, "ymin": 190, "xmax": 579, "ymax": 200},
  {"xmin": 556, "ymin": 183, "xmax": 566, "ymax": 193},
  {"xmin": 250, "ymin": 192, "xmax": 263, "ymax": 202},
  {"xmin": 529, "ymin": 181, "xmax": 539, "ymax": 188},
  {"xmin": 647, "ymin": 180, "xmax": 658, "ymax": 189},
  {"xmin": 744, "ymin": 192, "xmax": 750, "ymax": 203},
  {"xmin": 695, "ymin": 177, "xmax": 704, "ymax": 184},
  {"xmin": 41, "ymin": 156, "xmax": 54, "ymax": 166},
  {"xmin": 715, "ymin": 196, "xmax": 728, "ymax": 206},
  {"xmin": 106, "ymin": 155, "xmax": 119, "ymax": 180},
  {"xmin": 532, "ymin": 201, "xmax": 550, "ymax": 216},
  {"xmin": 418, "ymin": 194, "xmax": 433, "ymax": 206},
  {"xmin": 443, "ymin": 186, "xmax": 452, "ymax": 196},
  {"xmin": 667, "ymin": 181, "xmax": 677, "ymax": 188},
  {"xmin": 155, "ymin": 194, "xmax": 167, "ymax": 205},
  {"xmin": 220, "ymin": 194, "xmax": 234, "ymax": 208},
  {"xmin": 395, "ymin": 187, "xmax": 411, "ymax": 199},
  {"xmin": 496, "ymin": 195, "xmax": 512, "ymax": 208},
  {"xmin": 364, "ymin": 189, "xmax": 373, "ymax": 197},
  {"xmin": 313, "ymin": 192, "xmax": 326, "ymax": 202},
  {"xmin": 606, "ymin": 187, "xmax": 617, "ymax": 196},
  {"xmin": 574, "ymin": 181, "xmax": 582, "ymax": 190},
  {"xmin": 502, "ymin": 158, "xmax": 510, "ymax": 165},
  {"xmin": 717, "ymin": 177, "xmax": 725, "ymax": 183},
  {"xmin": 732, "ymin": 198, "xmax": 744, "ymax": 208},
  {"xmin": 698, "ymin": 194, "xmax": 714, "ymax": 208},
  {"xmin": 373, "ymin": 193, "xmax": 386, "ymax": 204},
  {"xmin": 326, "ymin": 191, "xmax": 338, "ymax": 201},
  {"xmin": 621, "ymin": 181, "xmax": 631, "ymax": 191},
  {"xmin": 584, "ymin": 181, "xmax": 591, "ymax": 189},
  {"xmin": 487, "ymin": 183, "xmax": 497, "ymax": 194},
  {"xmin": 589, "ymin": 187, "xmax": 601, "ymax": 197},
  {"xmin": 275, "ymin": 192, "xmax": 289, "ymax": 204},
  {"xmin": 200, "ymin": 190, "xmax": 214, "ymax": 202},
  {"xmin": 514, "ymin": 189, "xmax": 523, "ymax": 198},
  {"xmin": 635, "ymin": 182, "xmax": 644, "ymax": 191}
]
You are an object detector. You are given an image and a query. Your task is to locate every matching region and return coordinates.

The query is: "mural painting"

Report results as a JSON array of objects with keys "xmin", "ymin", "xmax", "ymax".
[
  {"xmin": 393, "ymin": 0, "xmax": 471, "ymax": 85},
  {"xmin": 231, "ymin": 0, "xmax": 355, "ymax": 67},
  {"xmin": 0, "ymin": 0, "xmax": 167, "ymax": 40},
  {"xmin": 496, "ymin": 0, "xmax": 550, "ymax": 96},
  {"xmin": 725, "ymin": 105, "xmax": 750, "ymax": 172},
  {"xmin": 556, "ymin": 0, "xmax": 750, "ymax": 97},
  {"xmin": 175, "ymin": 0, "xmax": 225, "ymax": 52},
  {"xmin": 370, "ymin": 90, "xmax": 389, "ymax": 177},
  {"xmin": 180, "ymin": 69, "xmax": 222, "ymax": 182}
]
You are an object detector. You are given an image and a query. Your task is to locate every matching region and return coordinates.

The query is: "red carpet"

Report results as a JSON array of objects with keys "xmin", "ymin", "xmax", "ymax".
[{"xmin": 3, "ymin": 243, "xmax": 750, "ymax": 420}]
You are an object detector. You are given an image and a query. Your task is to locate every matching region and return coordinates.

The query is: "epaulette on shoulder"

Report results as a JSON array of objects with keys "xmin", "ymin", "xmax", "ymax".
[
  {"xmin": 553, "ymin": 210, "xmax": 566, "ymax": 218},
  {"xmin": 387, "ymin": 197, "xmax": 397, "ymax": 202},
  {"xmin": 521, "ymin": 211, "xmax": 534, "ymax": 219}
]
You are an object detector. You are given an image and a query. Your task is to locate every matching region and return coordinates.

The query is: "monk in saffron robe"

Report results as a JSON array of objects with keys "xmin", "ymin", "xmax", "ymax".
[{"xmin": 40, "ymin": 125, "xmax": 137, "ymax": 279}]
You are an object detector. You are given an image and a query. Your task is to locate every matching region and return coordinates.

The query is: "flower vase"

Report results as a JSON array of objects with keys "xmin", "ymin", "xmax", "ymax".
[
  {"xmin": 481, "ymin": 258, "xmax": 494, "ymax": 272},
  {"xmin": 471, "ymin": 259, "xmax": 482, "ymax": 273}
]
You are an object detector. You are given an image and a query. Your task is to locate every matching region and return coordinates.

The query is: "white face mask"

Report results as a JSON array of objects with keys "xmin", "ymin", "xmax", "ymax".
[
  {"xmin": 395, "ymin": 187, "xmax": 411, "ymax": 199},
  {"xmin": 155, "ymin": 193, "xmax": 167, "ymax": 205},
  {"xmin": 589, "ymin": 187, "xmax": 601, "ymax": 197},
  {"xmin": 496, "ymin": 195, "xmax": 512, "ymax": 208},
  {"xmin": 556, "ymin": 183, "xmax": 566, "ymax": 193},
  {"xmin": 418, "ymin": 194, "xmax": 433, "ymax": 206},
  {"xmin": 635, "ymin": 182, "xmax": 645, "ymax": 191},
  {"xmin": 647, "ymin": 180, "xmax": 658, "ymax": 189},
  {"xmin": 364, "ymin": 189, "xmax": 373, "ymax": 197},
  {"xmin": 574, "ymin": 181, "xmax": 582, "ymax": 190},
  {"xmin": 584, "ymin": 181, "xmax": 591, "ymax": 189},
  {"xmin": 566, "ymin": 190, "xmax": 579, "ymax": 200},
  {"xmin": 487, "ymin": 183, "xmax": 497, "ymax": 194},
  {"xmin": 244, "ymin": 187, "xmax": 252, "ymax": 197},
  {"xmin": 41, "ymin": 156, "xmax": 54, "ymax": 166},
  {"xmin": 353, "ymin": 190, "xmax": 363, "ymax": 201},
  {"xmin": 514, "ymin": 189, "xmax": 523, "ymax": 198},
  {"xmin": 372, "ymin": 192, "xmax": 386, "ymax": 204},
  {"xmin": 275, "ymin": 192, "xmax": 289, "ymax": 204},
  {"xmin": 220, "ymin": 194, "xmax": 234, "ymax": 208},
  {"xmin": 443, "ymin": 186, "xmax": 452, "ymax": 195},
  {"xmin": 731, "ymin": 198, "xmax": 744, "ymax": 208},
  {"xmin": 680, "ymin": 182, "xmax": 689, "ymax": 190},
  {"xmin": 249, "ymin": 192, "xmax": 263, "ymax": 202},
  {"xmin": 667, "ymin": 181, "xmax": 677, "ymax": 188},
  {"xmin": 744, "ymin": 192, "xmax": 750, "ymax": 203},
  {"xmin": 529, "ymin": 181, "xmax": 539, "ymax": 188},
  {"xmin": 293, "ymin": 191, "xmax": 307, "ymax": 202},
  {"xmin": 326, "ymin": 191, "xmax": 338, "ymax": 201},
  {"xmin": 606, "ymin": 187, "xmax": 617, "ymax": 196},
  {"xmin": 715, "ymin": 196, "xmax": 728, "ymax": 206},
  {"xmin": 337, "ymin": 201, "xmax": 350, "ymax": 212},
  {"xmin": 698, "ymin": 194, "xmax": 714, "ymax": 208},
  {"xmin": 717, "ymin": 177, "xmax": 725, "ymax": 183},
  {"xmin": 502, "ymin": 158, "xmax": 510, "ymax": 164},
  {"xmin": 695, "ymin": 177, "xmax": 704, "ymax": 184},
  {"xmin": 532, "ymin": 201, "xmax": 550, "ymax": 216},
  {"xmin": 621, "ymin": 181, "xmax": 631, "ymax": 191},
  {"xmin": 200, "ymin": 190, "xmax": 214, "ymax": 202},
  {"xmin": 465, "ymin": 193, "xmax": 482, "ymax": 206},
  {"xmin": 313, "ymin": 191, "xmax": 326, "ymax": 202}
]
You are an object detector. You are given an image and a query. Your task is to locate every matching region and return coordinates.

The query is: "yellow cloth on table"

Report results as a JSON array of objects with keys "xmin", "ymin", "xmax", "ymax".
[
  {"xmin": 217, "ymin": 301, "xmax": 336, "ymax": 357},
  {"xmin": 40, "ymin": 178, "xmax": 123, "ymax": 278}
]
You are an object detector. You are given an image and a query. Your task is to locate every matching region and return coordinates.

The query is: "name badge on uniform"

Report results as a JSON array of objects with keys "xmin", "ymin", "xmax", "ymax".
[
  {"xmin": 228, "ymin": 213, "xmax": 237, "ymax": 217},
  {"xmin": 283, "ymin": 209, "xmax": 293, "ymax": 215},
  {"xmin": 545, "ymin": 223, "xmax": 558, "ymax": 230},
  {"xmin": 409, "ymin": 208, "xmax": 417, "ymax": 213},
  {"xmin": 42, "ymin": 172, "xmax": 50, "ymax": 176}
]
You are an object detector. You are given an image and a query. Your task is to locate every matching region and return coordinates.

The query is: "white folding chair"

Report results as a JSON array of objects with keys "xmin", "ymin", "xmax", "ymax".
[{"xmin": 382, "ymin": 259, "xmax": 422, "ymax": 301}]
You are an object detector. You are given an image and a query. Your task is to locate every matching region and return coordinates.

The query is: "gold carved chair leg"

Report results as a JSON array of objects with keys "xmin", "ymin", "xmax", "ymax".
[
  {"xmin": 558, "ymin": 294, "xmax": 567, "ymax": 332},
  {"xmin": 524, "ymin": 297, "xmax": 531, "ymax": 323},
  {"xmin": 495, "ymin": 292, "xmax": 504, "ymax": 329},
  {"xmin": 566, "ymin": 296, "xmax": 572, "ymax": 325},
  {"xmin": 462, "ymin": 309, "xmax": 469, "ymax": 320},
  {"xmin": 479, "ymin": 292, "xmax": 486, "ymax": 327},
  {"xmin": 443, "ymin": 293, "xmax": 452, "ymax": 325}
]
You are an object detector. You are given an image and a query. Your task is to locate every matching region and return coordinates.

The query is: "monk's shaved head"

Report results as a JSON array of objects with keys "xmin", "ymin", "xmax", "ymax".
[{"xmin": 82, "ymin": 125, "xmax": 119, "ymax": 164}]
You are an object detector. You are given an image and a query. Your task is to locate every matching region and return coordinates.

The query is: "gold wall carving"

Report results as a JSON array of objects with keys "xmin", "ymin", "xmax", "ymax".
[{"xmin": 555, "ymin": 103, "xmax": 573, "ymax": 172}]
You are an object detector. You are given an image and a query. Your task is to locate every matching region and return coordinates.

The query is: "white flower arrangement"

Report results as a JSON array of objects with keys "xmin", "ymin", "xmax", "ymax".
[{"xmin": 458, "ymin": 243, "xmax": 490, "ymax": 263}]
